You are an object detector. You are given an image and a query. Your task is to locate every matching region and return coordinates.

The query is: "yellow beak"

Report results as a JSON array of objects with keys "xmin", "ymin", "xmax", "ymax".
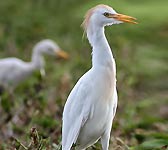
[
  {"xmin": 56, "ymin": 50, "xmax": 69, "ymax": 59},
  {"xmin": 109, "ymin": 13, "xmax": 138, "ymax": 24}
]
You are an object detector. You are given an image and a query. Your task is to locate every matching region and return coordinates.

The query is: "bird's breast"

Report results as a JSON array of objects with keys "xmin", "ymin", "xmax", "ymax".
[{"xmin": 93, "ymin": 66, "xmax": 116, "ymax": 103}]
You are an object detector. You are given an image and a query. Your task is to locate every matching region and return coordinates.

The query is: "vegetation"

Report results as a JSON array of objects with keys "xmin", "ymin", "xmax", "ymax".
[{"xmin": 0, "ymin": 0, "xmax": 167, "ymax": 149}]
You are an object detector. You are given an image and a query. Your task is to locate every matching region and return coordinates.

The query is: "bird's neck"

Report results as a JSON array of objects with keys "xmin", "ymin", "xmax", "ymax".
[
  {"xmin": 87, "ymin": 24, "xmax": 114, "ymax": 69},
  {"xmin": 31, "ymin": 48, "xmax": 45, "ymax": 70}
]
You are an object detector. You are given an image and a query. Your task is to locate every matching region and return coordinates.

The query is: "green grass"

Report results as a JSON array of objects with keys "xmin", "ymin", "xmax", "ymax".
[{"xmin": 0, "ymin": 0, "xmax": 167, "ymax": 149}]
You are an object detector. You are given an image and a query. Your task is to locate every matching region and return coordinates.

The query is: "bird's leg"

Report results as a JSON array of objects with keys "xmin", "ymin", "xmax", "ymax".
[
  {"xmin": 0, "ymin": 87, "xmax": 15, "ymax": 123},
  {"xmin": 8, "ymin": 87, "xmax": 15, "ymax": 112},
  {"xmin": 71, "ymin": 143, "xmax": 76, "ymax": 150},
  {"xmin": 101, "ymin": 134, "xmax": 110, "ymax": 150},
  {"xmin": 71, "ymin": 143, "xmax": 86, "ymax": 150}
]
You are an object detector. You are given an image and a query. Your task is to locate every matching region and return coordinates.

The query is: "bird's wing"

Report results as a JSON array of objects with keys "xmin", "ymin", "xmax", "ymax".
[
  {"xmin": 62, "ymin": 71, "xmax": 93, "ymax": 150},
  {"xmin": 0, "ymin": 58, "xmax": 33, "ymax": 88}
]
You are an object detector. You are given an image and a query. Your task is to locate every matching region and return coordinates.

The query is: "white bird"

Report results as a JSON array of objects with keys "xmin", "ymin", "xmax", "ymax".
[
  {"xmin": 62, "ymin": 4, "xmax": 137, "ymax": 150},
  {"xmin": 0, "ymin": 39, "xmax": 68, "ymax": 92}
]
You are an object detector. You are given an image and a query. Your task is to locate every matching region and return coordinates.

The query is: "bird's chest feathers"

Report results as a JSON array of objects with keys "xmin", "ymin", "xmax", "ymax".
[{"xmin": 93, "ymin": 66, "xmax": 116, "ymax": 103}]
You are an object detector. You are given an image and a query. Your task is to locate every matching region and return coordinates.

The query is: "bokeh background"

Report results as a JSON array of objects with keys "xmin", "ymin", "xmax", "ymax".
[{"xmin": 0, "ymin": 0, "xmax": 167, "ymax": 149}]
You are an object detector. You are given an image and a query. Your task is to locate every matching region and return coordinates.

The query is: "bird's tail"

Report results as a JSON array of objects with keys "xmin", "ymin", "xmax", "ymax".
[{"xmin": 62, "ymin": 116, "xmax": 83, "ymax": 150}]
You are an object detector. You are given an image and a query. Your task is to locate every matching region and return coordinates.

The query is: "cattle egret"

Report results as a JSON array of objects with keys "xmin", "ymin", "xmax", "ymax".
[
  {"xmin": 62, "ymin": 4, "xmax": 137, "ymax": 150},
  {"xmin": 0, "ymin": 39, "xmax": 68, "ymax": 91}
]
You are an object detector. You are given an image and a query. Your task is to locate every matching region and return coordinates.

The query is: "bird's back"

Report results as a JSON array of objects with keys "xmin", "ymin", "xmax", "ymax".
[
  {"xmin": 0, "ymin": 57, "xmax": 34, "ymax": 89},
  {"xmin": 0, "ymin": 57, "xmax": 31, "ymax": 69}
]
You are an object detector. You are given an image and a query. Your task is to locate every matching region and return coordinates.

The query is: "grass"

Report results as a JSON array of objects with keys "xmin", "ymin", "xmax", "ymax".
[{"xmin": 0, "ymin": 0, "xmax": 168, "ymax": 149}]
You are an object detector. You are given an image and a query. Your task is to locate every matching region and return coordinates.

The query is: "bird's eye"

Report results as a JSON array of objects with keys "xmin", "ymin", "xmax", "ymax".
[{"xmin": 103, "ymin": 12, "xmax": 110, "ymax": 17}]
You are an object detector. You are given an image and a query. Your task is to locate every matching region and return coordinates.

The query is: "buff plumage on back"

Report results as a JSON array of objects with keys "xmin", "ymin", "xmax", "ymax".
[{"xmin": 81, "ymin": 4, "xmax": 113, "ymax": 31}]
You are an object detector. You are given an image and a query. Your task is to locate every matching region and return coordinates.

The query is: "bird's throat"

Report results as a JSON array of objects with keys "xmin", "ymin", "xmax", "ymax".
[
  {"xmin": 31, "ymin": 50, "xmax": 45, "ymax": 70},
  {"xmin": 87, "ymin": 25, "xmax": 114, "ymax": 70}
]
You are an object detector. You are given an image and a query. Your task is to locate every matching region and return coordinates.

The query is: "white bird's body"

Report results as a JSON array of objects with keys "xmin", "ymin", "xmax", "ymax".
[
  {"xmin": 0, "ymin": 39, "xmax": 68, "ymax": 91},
  {"xmin": 0, "ymin": 58, "xmax": 34, "ymax": 89},
  {"xmin": 63, "ymin": 68, "xmax": 117, "ymax": 150},
  {"xmin": 62, "ymin": 4, "xmax": 137, "ymax": 150}
]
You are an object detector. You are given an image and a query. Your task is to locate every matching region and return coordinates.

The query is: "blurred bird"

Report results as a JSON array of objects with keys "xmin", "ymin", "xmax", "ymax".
[
  {"xmin": 0, "ymin": 39, "xmax": 68, "ymax": 92},
  {"xmin": 62, "ymin": 4, "xmax": 137, "ymax": 150}
]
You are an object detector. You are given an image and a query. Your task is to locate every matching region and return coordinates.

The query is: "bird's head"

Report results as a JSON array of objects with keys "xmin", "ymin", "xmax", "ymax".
[
  {"xmin": 35, "ymin": 39, "xmax": 69, "ymax": 59},
  {"xmin": 82, "ymin": 4, "xmax": 137, "ymax": 31}
]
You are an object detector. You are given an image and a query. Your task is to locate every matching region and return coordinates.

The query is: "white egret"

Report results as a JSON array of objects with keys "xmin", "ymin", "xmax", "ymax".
[
  {"xmin": 62, "ymin": 4, "xmax": 137, "ymax": 150},
  {"xmin": 0, "ymin": 39, "xmax": 69, "ymax": 91}
]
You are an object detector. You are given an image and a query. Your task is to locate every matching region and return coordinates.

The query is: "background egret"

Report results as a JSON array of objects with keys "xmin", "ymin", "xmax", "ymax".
[{"xmin": 0, "ymin": 39, "xmax": 68, "ymax": 92}]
